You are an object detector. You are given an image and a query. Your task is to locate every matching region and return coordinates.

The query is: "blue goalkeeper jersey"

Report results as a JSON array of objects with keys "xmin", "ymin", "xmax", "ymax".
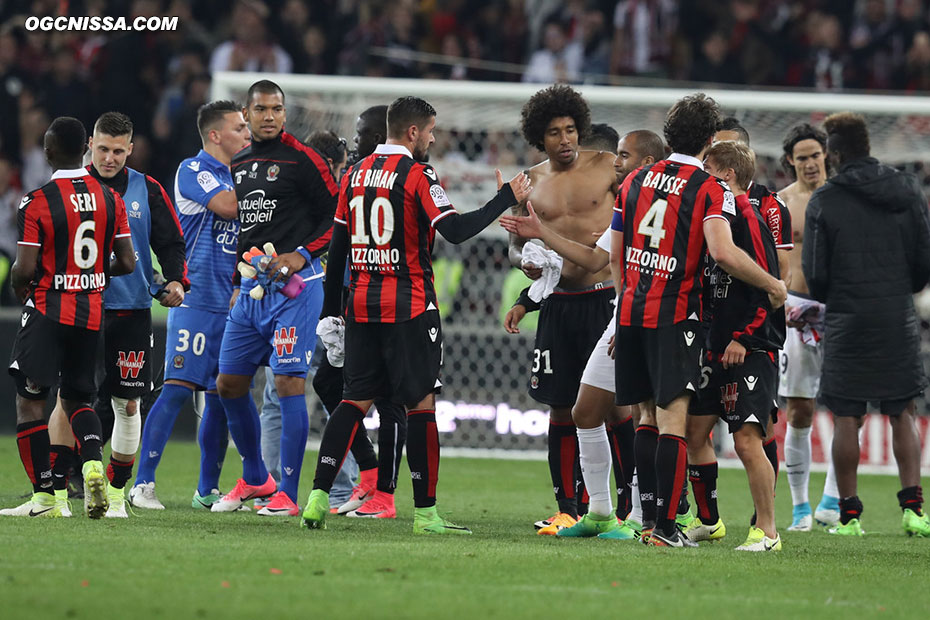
[{"xmin": 173, "ymin": 150, "xmax": 238, "ymax": 313}]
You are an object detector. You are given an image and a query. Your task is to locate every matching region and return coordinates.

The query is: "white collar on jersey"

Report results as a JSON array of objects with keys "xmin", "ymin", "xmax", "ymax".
[
  {"xmin": 50, "ymin": 168, "xmax": 90, "ymax": 180},
  {"xmin": 375, "ymin": 143, "xmax": 413, "ymax": 158},
  {"xmin": 667, "ymin": 153, "xmax": 704, "ymax": 170}
]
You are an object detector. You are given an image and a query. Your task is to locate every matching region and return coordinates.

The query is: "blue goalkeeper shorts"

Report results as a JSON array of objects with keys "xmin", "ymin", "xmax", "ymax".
[{"xmin": 218, "ymin": 259, "xmax": 325, "ymax": 378}]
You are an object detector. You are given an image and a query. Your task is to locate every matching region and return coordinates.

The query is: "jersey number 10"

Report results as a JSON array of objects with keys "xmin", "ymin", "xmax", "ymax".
[{"xmin": 349, "ymin": 196, "xmax": 395, "ymax": 246}]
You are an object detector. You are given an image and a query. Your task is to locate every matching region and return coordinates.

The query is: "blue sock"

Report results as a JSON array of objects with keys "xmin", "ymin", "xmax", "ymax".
[
  {"xmin": 220, "ymin": 393, "xmax": 268, "ymax": 485},
  {"xmin": 278, "ymin": 394, "xmax": 309, "ymax": 502},
  {"xmin": 135, "ymin": 383, "xmax": 192, "ymax": 485},
  {"xmin": 197, "ymin": 392, "xmax": 229, "ymax": 496}
]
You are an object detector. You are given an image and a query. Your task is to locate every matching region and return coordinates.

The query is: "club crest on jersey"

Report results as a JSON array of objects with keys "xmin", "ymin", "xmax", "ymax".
[
  {"xmin": 266, "ymin": 164, "xmax": 280, "ymax": 182},
  {"xmin": 173, "ymin": 355, "xmax": 184, "ymax": 369},
  {"xmin": 117, "ymin": 350, "xmax": 145, "ymax": 380},
  {"xmin": 274, "ymin": 327, "xmax": 298, "ymax": 356},
  {"xmin": 720, "ymin": 382, "xmax": 738, "ymax": 414}
]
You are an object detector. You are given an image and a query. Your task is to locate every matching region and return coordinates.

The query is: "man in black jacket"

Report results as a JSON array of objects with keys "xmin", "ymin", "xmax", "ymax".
[{"xmin": 803, "ymin": 112, "xmax": 930, "ymax": 538}]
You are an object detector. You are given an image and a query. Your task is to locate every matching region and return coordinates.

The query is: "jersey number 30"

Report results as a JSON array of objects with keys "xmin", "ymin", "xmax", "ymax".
[
  {"xmin": 637, "ymin": 198, "xmax": 668, "ymax": 249},
  {"xmin": 349, "ymin": 196, "xmax": 395, "ymax": 245}
]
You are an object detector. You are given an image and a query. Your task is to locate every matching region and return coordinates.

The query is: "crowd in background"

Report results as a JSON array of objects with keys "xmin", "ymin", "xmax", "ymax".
[{"xmin": 1, "ymin": 0, "xmax": 930, "ymax": 304}]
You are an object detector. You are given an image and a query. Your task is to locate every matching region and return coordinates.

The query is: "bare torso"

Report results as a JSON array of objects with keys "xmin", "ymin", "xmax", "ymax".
[
  {"xmin": 509, "ymin": 150, "xmax": 616, "ymax": 289},
  {"xmin": 779, "ymin": 180, "xmax": 817, "ymax": 296}
]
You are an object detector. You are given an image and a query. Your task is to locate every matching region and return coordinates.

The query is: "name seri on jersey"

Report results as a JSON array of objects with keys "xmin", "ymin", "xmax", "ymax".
[
  {"xmin": 54, "ymin": 272, "xmax": 107, "ymax": 291},
  {"xmin": 350, "ymin": 168, "xmax": 399, "ymax": 190},
  {"xmin": 71, "ymin": 192, "xmax": 98, "ymax": 212},
  {"xmin": 641, "ymin": 170, "xmax": 687, "ymax": 196}
]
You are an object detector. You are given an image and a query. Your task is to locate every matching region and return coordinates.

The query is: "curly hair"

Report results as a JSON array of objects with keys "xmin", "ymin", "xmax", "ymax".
[
  {"xmin": 823, "ymin": 112, "xmax": 870, "ymax": 161},
  {"xmin": 663, "ymin": 93, "xmax": 720, "ymax": 156},
  {"xmin": 520, "ymin": 85, "xmax": 591, "ymax": 152},
  {"xmin": 780, "ymin": 122, "xmax": 827, "ymax": 178}
]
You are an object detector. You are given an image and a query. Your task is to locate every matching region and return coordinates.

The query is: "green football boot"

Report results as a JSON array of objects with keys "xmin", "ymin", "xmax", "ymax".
[
  {"xmin": 413, "ymin": 506, "xmax": 471, "ymax": 535},
  {"xmin": 301, "ymin": 489, "xmax": 329, "ymax": 530},
  {"xmin": 829, "ymin": 518, "xmax": 865, "ymax": 536},
  {"xmin": 902, "ymin": 509, "xmax": 930, "ymax": 537}
]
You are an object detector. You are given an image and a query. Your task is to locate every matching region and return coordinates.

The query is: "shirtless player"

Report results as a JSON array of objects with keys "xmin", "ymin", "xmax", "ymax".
[
  {"xmin": 778, "ymin": 123, "xmax": 840, "ymax": 530},
  {"xmin": 507, "ymin": 85, "xmax": 618, "ymax": 534}
]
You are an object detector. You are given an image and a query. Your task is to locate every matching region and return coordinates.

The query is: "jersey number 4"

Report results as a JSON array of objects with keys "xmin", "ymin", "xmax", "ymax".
[
  {"xmin": 349, "ymin": 196, "xmax": 395, "ymax": 245},
  {"xmin": 637, "ymin": 198, "xmax": 668, "ymax": 249}
]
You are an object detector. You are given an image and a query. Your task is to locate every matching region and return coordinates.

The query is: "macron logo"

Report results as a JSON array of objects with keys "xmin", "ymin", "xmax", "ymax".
[
  {"xmin": 684, "ymin": 331, "xmax": 695, "ymax": 346},
  {"xmin": 744, "ymin": 376, "xmax": 758, "ymax": 391}
]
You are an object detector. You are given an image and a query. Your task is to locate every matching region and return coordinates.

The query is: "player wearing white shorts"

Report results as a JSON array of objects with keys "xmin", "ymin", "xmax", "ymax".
[
  {"xmin": 501, "ymin": 129, "xmax": 665, "ymax": 539},
  {"xmin": 778, "ymin": 123, "xmax": 840, "ymax": 530}
]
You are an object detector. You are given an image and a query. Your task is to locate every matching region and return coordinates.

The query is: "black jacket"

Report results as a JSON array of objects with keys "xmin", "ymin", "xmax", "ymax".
[{"xmin": 803, "ymin": 157, "xmax": 930, "ymax": 400}]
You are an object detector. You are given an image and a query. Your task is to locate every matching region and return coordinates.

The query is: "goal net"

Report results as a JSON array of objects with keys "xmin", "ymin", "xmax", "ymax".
[{"xmin": 213, "ymin": 73, "xmax": 930, "ymax": 471}]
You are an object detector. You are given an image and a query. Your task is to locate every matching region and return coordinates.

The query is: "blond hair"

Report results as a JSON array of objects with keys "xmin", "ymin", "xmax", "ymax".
[{"xmin": 705, "ymin": 140, "xmax": 755, "ymax": 192}]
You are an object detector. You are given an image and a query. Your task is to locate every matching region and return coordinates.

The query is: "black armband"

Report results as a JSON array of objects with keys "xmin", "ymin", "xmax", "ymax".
[{"xmin": 513, "ymin": 286, "xmax": 540, "ymax": 313}]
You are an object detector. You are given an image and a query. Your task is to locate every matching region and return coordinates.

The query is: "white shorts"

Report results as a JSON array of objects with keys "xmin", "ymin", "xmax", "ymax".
[
  {"xmin": 778, "ymin": 309, "xmax": 823, "ymax": 399},
  {"xmin": 580, "ymin": 303, "xmax": 617, "ymax": 393}
]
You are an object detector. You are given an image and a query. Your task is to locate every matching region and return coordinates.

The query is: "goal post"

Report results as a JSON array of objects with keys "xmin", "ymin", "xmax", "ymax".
[{"xmin": 213, "ymin": 73, "xmax": 930, "ymax": 472}]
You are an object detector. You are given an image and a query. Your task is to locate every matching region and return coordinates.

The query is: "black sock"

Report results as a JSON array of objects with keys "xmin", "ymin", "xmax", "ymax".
[
  {"xmin": 655, "ymin": 434, "xmax": 688, "ymax": 536},
  {"xmin": 898, "ymin": 486, "xmax": 923, "ymax": 516},
  {"xmin": 678, "ymin": 476, "xmax": 690, "ymax": 515},
  {"xmin": 106, "ymin": 455, "xmax": 134, "ymax": 489},
  {"xmin": 634, "ymin": 425, "xmax": 659, "ymax": 525},
  {"xmin": 348, "ymin": 420, "xmax": 378, "ymax": 472},
  {"xmin": 16, "ymin": 421, "xmax": 52, "ymax": 494},
  {"xmin": 50, "ymin": 444, "xmax": 74, "ymax": 491},
  {"xmin": 548, "ymin": 421, "xmax": 579, "ymax": 517},
  {"xmin": 609, "ymin": 417, "xmax": 635, "ymax": 519},
  {"xmin": 689, "ymin": 462, "xmax": 719, "ymax": 524},
  {"xmin": 69, "ymin": 407, "xmax": 103, "ymax": 463},
  {"xmin": 406, "ymin": 408, "xmax": 439, "ymax": 508},
  {"xmin": 375, "ymin": 400, "xmax": 406, "ymax": 493},
  {"xmin": 314, "ymin": 401, "xmax": 366, "ymax": 492},
  {"xmin": 840, "ymin": 495, "xmax": 864, "ymax": 524}
]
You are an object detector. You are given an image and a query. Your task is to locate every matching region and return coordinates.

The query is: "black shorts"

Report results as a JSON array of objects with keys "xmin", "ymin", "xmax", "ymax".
[
  {"xmin": 822, "ymin": 393, "xmax": 915, "ymax": 418},
  {"xmin": 614, "ymin": 320, "xmax": 701, "ymax": 408},
  {"xmin": 689, "ymin": 350, "xmax": 778, "ymax": 434},
  {"xmin": 8, "ymin": 306, "xmax": 98, "ymax": 402},
  {"xmin": 343, "ymin": 311, "xmax": 442, "ymax": 407},
  {"xmin": 98, "ymin": 309, "xmax": 153, "ymax": 399},
  {"xmin": 529, "ymin": 286, "xmax": 614, "ymax": 407}
]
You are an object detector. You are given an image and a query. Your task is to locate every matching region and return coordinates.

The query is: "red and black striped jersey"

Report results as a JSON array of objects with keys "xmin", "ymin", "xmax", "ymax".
[
  {"xmin": 747, "ymin": 181, "xmax": 793, "ymax": 250},
  {"xmin": 18, "ymin": 168, "xmax": 131, "ymax": 330},
  {"xmin": 614, "ymin": 154, "xmax": 736, "ymax": 328},
  {"xmin": 334, "ymin": 144, "xmax": 456, "ymax": 323},
  {"xmin": 704, "ymin": 193, "xmax": 785, "ymax": 355}
]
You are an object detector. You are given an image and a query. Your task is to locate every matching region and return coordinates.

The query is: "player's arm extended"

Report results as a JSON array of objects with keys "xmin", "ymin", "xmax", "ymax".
[
  {"xmin": 507, "ymin": 170, "xmax": 532, "ymax": 268},
  {"xmin": 705, "ymin": 217, "xmax": 786, "ymax": 309},
  {"xmin": 434, "ymin": 171, "xmax": 530, "ymax": 244},
  {"xmin": 500, "ymin": 202, "xmax": 608, "ymax": 273},
  {"xmin": 147, "ymin": 176, "xmax": 190, "ymax": 291}
]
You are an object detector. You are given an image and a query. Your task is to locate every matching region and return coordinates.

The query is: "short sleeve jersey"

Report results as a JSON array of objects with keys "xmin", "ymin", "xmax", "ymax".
[
  {"xmin": 747, "ymin": 181, "xmax": 793, "ymax": 250},
  {"xmin": 18, "ymin": 169, "xmax": 131, "ymax": 330},
  {"xmin": 174, "ymin": 150, "xmax": 239, "ymax": 313},
  {"xmin": 612, "ymin": 154, "xmax": 736, "ymax": 328},
  {"xmin": 334, "ymin": 144, "xmax": 456, "ymax": 323}
]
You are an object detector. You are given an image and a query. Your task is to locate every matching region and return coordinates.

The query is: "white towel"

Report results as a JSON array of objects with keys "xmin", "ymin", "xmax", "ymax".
[
  {"xmin": 787, "ymin": 299, "xmax": 825, "ymax": 345},
  {"xmin": 521, "ymin": 242, "xmax": 563, "ymax": 302},
  {"xmin": 315, "ymin": 316, "xmax": 346, "ymax": 368}
]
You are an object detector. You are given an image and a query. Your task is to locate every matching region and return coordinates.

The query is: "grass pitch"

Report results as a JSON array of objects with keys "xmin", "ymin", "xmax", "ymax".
[{"xmin": 0, "ymin": 439, "xmax": 927, "ymax": 619}]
